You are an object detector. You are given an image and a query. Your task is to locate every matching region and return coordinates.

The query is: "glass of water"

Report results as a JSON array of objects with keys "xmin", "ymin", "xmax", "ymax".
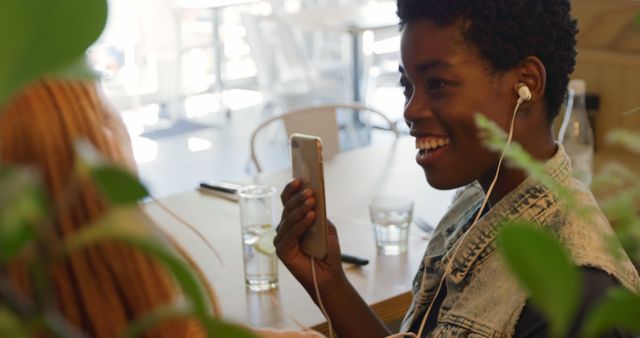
[
  {"xmin": 238, "ymin": 185, "xmax": 278, "ymax": 291},
  {"xmin": 369, "ymin": 195, "xmax": 414, "ymax": 255}
]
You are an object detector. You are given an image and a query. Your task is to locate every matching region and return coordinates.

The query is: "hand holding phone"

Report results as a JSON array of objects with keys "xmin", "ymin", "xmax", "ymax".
[{"xmin": 290, "ymin": 133, "xmax": 328, "ymax": 258}]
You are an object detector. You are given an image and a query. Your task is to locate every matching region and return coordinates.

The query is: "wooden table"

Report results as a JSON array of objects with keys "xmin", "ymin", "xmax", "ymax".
[
  {"xmin": 144, "ymin": 137, "xmax": 455, "ymax": 334},
  {"xmin": 277, "ymin": 1, "xmax": 399, "ymax": 102}
]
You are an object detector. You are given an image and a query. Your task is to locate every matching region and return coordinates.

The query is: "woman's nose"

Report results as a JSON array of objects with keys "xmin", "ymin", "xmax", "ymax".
[{"xmin": 403, "ymin": 92, "xmax": 432, "ymax": 124}]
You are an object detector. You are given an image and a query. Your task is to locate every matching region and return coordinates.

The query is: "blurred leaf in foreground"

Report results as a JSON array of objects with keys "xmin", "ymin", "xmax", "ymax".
[
  {"xmin": 591, "ymin": 162, "xmax": 639, "ymax": 193},
  {"xmin": 0, "ymin": 166, "xmax": 46, "ymax": 262},
  {"xmin": 498, "ymin": 223, "xmax": 580, "ymax": 338},
  {"xmin": 475, "ymin": 114, "xmax": 594, "ymax": 221},
  {"xmin": 91, "ymin": 166, "xmax": 149, "ymax": 206},
  {"xmin": 606, "ymin": 130, "xmax": 640, "ymax": 154},
  {"xmin": 62, "ymin": 208, "xmax": 227, "ymax": 336},
  {"xmin": 0, "ymin": 307, "xmax": 30, "ymax": 338},
  {"xmin": 0, "ymin": 0, "xmax": 107, "ymax": 104},
  {"xmin": 581, "ymin": 288, "xmax": 640, "ymax": 338},
  {"xmin": 121, "ymin": 305, "xmax": 257, "ymax": 338},
  {"xmin": 74, "ymin": 140, "xmax": 149, "ymax": 206},
  {"xmin": 48, "ymin": 56, "xmax": 98, "ymax": 80}
]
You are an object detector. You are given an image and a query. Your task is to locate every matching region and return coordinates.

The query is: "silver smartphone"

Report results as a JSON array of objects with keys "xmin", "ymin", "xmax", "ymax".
[{"xmin": 290, "ymin": 133, "xmax": 328, "ymax": 258}]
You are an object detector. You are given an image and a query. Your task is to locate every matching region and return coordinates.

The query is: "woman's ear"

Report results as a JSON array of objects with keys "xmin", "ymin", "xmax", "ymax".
[{"xmin": 516, "ymin": 56, "xmax": 546, "ymax": 105}]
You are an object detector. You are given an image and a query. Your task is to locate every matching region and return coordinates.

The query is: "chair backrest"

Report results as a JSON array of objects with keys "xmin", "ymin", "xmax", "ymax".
[{"xmin": 250, "ymin": 102, "xmax": 399, "ymax": 172}]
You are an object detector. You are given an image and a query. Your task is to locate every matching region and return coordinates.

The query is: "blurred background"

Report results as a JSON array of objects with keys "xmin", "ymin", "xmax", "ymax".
[
  {"xmin": 87, "ymin": 0, "xmax": 640, "ymax": 197},
  {"xmin": 89, "ymin": 0, "xmax": 405, "ymax": 197}
]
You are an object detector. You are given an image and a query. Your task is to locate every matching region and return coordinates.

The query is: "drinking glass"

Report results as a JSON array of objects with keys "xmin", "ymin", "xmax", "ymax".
[
  {"xmin": 238, "ymin": 185, "xmax": 278, "ymax": 291},
  {"xmin": 369, "ymin": 195, "xmax": 414, "ymax": 255}
]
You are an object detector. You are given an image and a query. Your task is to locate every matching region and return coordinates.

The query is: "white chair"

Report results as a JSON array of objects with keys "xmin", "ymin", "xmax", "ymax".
[{"xmin": 250, "ymin": 103, "xmax": 399, "ymax": 172}]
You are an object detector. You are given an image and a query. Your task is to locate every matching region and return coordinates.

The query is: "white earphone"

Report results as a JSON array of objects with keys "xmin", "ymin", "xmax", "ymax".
[{"xmin": 517, "ymin": 82, "xmax": 532, "ymax": 103}]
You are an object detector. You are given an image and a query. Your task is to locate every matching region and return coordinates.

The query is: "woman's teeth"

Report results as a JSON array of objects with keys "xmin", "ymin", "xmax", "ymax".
[{"xmin": 415, "ymin": 137, "xmax": 450, "ymax": 152}]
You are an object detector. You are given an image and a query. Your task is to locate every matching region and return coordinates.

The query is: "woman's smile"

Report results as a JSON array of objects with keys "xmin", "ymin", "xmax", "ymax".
[{"xmin": 414, "ymin": 135, "xmax": 451, "ymax": 167}]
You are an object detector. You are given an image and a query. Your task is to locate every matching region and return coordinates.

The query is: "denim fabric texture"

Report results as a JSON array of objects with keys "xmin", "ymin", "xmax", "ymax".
[{"xmin": 400, "ymin": 144, "xmax": 640, "ymax": 337}]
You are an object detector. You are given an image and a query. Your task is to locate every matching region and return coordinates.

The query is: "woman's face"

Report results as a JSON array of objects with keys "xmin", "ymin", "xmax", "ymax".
[{"xmin": 400, "ymin": 20, "xmax": 519, "ymax": 190}]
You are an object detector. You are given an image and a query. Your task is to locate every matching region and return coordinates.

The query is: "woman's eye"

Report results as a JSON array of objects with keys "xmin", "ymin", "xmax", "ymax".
[
  {"xmin": 399, "ymin": 79, "xmax": 413, "ymax": 98},
  {"xmin": 426, "ymin": 78, "xmax": 447, "ymax": 90}
]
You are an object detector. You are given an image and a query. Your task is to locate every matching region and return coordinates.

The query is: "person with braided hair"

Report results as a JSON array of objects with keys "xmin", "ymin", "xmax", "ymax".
[{"xmin": 0, "ymin": 78, "xmax": 207, "ymax": 337}]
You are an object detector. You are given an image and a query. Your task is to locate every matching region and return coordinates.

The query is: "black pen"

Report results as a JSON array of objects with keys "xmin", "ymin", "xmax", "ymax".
[
  {"xmin": 199, "ymin": 181, "xmax": 241, "ymax": 194},
  {"xmin": 340, "ymin": 254, "xmax": 369, "ymax": 266}
]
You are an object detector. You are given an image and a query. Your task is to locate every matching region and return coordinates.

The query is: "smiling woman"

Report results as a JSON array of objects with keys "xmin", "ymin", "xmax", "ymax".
[
  {"xmin": 396, "ymin": 1, "xmax": 639, "ymax": 337},
  {"xmin": 272, "ymin": 1, "xmax": 640, "ymax": 338}
]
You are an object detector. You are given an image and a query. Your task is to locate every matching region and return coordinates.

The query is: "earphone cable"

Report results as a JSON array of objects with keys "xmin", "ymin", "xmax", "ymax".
[
  {"xmin": 414, "ymin": 95, "xmax": 526, "ymax": 337},
  {"xmin": 311, "ymin": 257, "xmax": 334, "ymax": 338}
]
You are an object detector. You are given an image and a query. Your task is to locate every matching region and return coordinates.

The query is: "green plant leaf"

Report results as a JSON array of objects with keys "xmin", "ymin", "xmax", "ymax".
[
  {"xmin": 0, "ymin": 0, "xmax": 107, "ymax": 104},
  {"xmin": 120, "ymin": 305, "xmax": 257, "ymax": 338},
  {"xmin": 608, "ymin": 213, "xmax": 640, "ymax": 265},
  {"xmin": 74, "ymin": 139, "xmax": 149, "ymax": 205},
  {"xmin": 606, "ymin": 130, "xmax": 640, "ymax": 154},
  {"xmin": 599, "ymin": 187, "xmax": 640, "ymax": 224},
  {"xmin": 41, "ymin": 310, "xmax": 88, "ymax": 338},
  {"xmin": 200, "ymin": 317, "xmax": 258, "ymax": 338},
  {"xmin": 0, "ymin": 167, "xmax": 46, "ymax": 261},
  {"xmin": 581, "ymin": 288, "xmax": 640, "ymax": 337},
  {"xmin": 0, "ymin": 307, "xmax": 30, "ymax": 338},
  {"xmin": 591, "ymin": 162, "xmax": 639, "ymax": 193},
  {"xmin": 91, "ymin": 165, "xmax": 149, "ymax": 206},
  {"xmin": 475, "ymin": 114, "xmax": 596, "ymax": 221},
  {"xmin": 49, "ymin": 56, "xmax": 98, "ymax": 80},
  {"xmin": 498, "ymin": 223, "xmax": 581, "ymax": 338}
]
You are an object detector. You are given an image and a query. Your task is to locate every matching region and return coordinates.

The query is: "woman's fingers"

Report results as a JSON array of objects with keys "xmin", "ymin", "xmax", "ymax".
[
  {"xmin": 279, "ymin": 188, "xmax": 314, "ymax": 227},
  {"xmin": 274, "ymin": 180, "xmax": 318, "ymax": 260},
  {"xmin": 280, "ymin": 178, "xmax": 301, "ymax": 204},
  {"xmin": 285, "ymin": 196, "xmax": 315, "ymax": 225},
  {"xmin": 275, "ymin": 195, "xmax": 315, "ymax": 241},
  {"xmin": 275, "ymin": 210, "xmax": 316, "ymax": 257},
  {"xmin": 283, "ymin": 188, "xmax": 312, "ymax": 213}
]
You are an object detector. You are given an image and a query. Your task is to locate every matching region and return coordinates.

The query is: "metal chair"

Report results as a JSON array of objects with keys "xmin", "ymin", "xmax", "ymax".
[{"xmin": 249, "ymin": 102, "xmax": 399, "ymax": 172}]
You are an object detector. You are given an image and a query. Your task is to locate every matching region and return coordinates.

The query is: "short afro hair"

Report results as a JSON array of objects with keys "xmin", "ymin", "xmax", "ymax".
[{"xmin": 397, "ymin": 0, "xmax": 578, "ymax": 120}]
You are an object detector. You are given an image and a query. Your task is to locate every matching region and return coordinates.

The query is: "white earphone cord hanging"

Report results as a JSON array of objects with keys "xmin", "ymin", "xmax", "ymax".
[
  {"xmin": 386, "ymin": 87, "xmax": 529, "ymax": 338},
  {"xmin": 311, "ymin": 257, "xmax": 333, "ymax": 338}
]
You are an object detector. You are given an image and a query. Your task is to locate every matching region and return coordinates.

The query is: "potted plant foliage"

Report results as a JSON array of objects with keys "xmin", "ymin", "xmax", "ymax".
[
  {"xmin": 0, "ymin": 1, "xmax": 254, "ymax": 337},
  {"xmin": 476, "ymin": 114, "xmax": 640, "ymax": 338}
]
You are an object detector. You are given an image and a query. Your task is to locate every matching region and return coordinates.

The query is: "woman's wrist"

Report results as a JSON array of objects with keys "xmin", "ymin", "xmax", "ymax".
[{"xmin": 315, "ymin": 272, "xmax": 351, "ymax": 305}]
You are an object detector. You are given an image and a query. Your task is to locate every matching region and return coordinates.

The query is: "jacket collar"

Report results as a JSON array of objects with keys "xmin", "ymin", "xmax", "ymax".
[{"xmin": 442, "ymin": 144, "xmax": 574, "ymax": 285}]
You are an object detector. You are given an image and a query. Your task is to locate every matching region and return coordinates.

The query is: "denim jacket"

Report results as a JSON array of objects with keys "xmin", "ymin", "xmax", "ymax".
[{"xmin": 400, "ymin": 145, "xmax": 640, "ymax": 337}]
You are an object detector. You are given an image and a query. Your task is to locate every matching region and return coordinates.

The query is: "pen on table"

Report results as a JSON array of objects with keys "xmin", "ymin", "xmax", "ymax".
[
  {"xmin": 200, "ymin": 182, "xmax": 369, "ymax": 267},
  {"xmin": 340, "ymin": 254, "xmax": 369, "ymax": 266},
  {"xmin": 199, "ymin": 181, "xmax": 240, "ymax": 194},
  {"xmin": 198, "ymin": 181, "xmax": 242, "ymax": 202}
]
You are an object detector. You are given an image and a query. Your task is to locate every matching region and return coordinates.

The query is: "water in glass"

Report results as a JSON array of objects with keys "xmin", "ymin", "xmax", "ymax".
[
  {"xmin": 242, "ymin": 223, "xmax": 277, "ymax": 291},
  {"xmin": 370, "ymin": 196, "xmax": 413, "ymax": 255}
]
